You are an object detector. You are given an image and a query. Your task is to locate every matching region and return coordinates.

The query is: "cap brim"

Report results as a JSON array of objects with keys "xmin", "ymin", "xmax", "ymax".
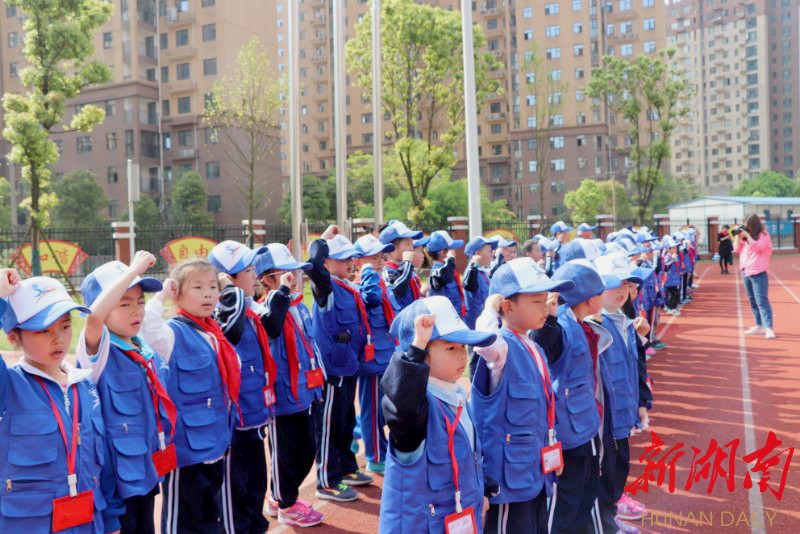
[
  {"xmin": 601, "ymin": 275, "xmax": 623, "ymax": 290},
  {"xmin": 450, "ymin": 240, "xmax": 465, "ymax": 249},
  {"xmin": 516, "ymin": 279, "xmax": 576, "ymax": 295},
  {"xmin": 620, "ymin": 274, "xmax": 644, "ymax": 285},
  {"xmin": 329, "ymin": 251, "xmax": 357, "ymax": 260},
  {"xmin": 413, "ymin": 237, "xmax": 431, "ymax": 248},
  {"xmin": 133, "ymin": 277, "xmax": 163, "ymax": 293},
  {"xmin": 358, "ymin": 243, "xmax": 395, "ymax": 257},
  {"xmin": 398, "ymin": 230, "xmax": 424, "ymax": 240},
  {"xmin": 17, "ymin": 301, "xmax": 92, "ymax": 331},
  {"xmin": 439, "ymin": 329, "xmax": 497, "ymax": 348}
]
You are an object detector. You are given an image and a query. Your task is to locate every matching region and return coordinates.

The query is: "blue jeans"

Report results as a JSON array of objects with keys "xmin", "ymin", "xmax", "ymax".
[{"xmin": 743, "ymin": 271, "xmax": 773, "ymax": 329}]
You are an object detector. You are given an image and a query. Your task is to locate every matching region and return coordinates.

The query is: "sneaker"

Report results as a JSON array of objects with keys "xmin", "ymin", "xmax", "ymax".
[
  {"xmin": 652, "ymin": 341, "xmax": 667, "ymax": 350},
  {"xmin": 266, "ymin": 499, "xmax": 279, "ymax": 518},
  {"xmin": 745, "ymin": 326, "xmax": 765, "ymax": 335},
  {"xmin": 614, "ymin": 515, "xmax": 641, "ymax": 534},
  {"xmin": 645, "ymin": 347, "xmax": 657, "ymax": 357},
  {"xmin": 765, "ymin": 328, "xmax": 776, "ymax": 339},
  {"xmin": 367, "ymin": 460, "xmax": 385, "ymax": 474},
  {"xmin": 278, "ymin": 500, "xmax": 324, "ymax": 527},
  {"xmin": 692, "ymin": 283, "xmax": 700, "ymax": 289},
  {"xmin": 341, "ymin": 470, "xmax": 373, "ymax": 486},
  {"xmin": 350, "ymin": 439, "xmax": 360, "ymax": 455},
  {"xmin": 316, "ymin": 483, "xmax": 359, "ymax": 502},
  {"xmin": 617, "ymin": 493, "xmax": 648, "ymax": 520}
]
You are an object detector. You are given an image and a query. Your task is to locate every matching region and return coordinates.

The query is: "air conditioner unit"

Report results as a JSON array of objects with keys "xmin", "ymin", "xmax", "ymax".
[{"xmin": 167, "ymin": 7, "xmax": 178, "ymax": 22}]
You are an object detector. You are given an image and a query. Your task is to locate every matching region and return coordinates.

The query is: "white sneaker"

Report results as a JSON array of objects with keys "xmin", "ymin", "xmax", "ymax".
[
  {"xmin": 745, "ymin": 326, "xmax": 765, "ymax": 335},
  {"xmin": 765, "ymin": 328, "xmax": 776, "ymax": 339}
]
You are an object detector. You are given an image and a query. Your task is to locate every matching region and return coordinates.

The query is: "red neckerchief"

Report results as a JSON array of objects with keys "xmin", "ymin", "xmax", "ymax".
[
  {"xmin": 282, "ymin": 297, "xmax": 317, "ymax": 400},
  {"xmin": 386, "ymin": 260, "xmax": 421, "ymax": 300},
  {"xmin": 332, "ymin": 278, "xmax": 372, "ymax": 341},
  {"xmin": 245, "ymin": 308, "xmax": 278, "ymax": 391},
  {"xmin": 121, "ymin": 348, "xmax": 178, "ymax": 444},
  {"xmin": 177, "ymin": 309, "xmax": 240, "ymax": 403},
  {"xmin": 579, "ymin": 321, "xmax": 602, "ymax": 419},
  {"xmin": 452, "ymin": 268, "xmax": 468, "ymax": 317},
  {"xmin": 378, "ymin": 278, "xmax": 399, "ymax": 346}
]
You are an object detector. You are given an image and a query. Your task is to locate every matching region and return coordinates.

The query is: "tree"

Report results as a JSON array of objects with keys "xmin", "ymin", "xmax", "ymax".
[
  {"xmin": 51, "ymin": 170, "xmax": 108, "ymax": 227},
  {"xmin": 170, "ymin": 171, "xmax": 214, "ymax": 226},
  {"xmin": 346, "ymin": 0, "xmax": 501, "ymax": 224},
  {"xmin": 730, "ymin": 170, "xmax": 800, "ymax": 198},
  {"xmin": 2, "ymin": 0, "xmax": 112, "ymax": 274},
  {"xmin": 0, "ymin": 178, "xmax": 12, "ymax": 233},
  {"xmin": 279, "ymin": 175, "xmax": 331, "ymax": 224},
  {"xmin": 523, "ymin": 43, "xmax": 569, "ymax": 222},
  {"xmin": 650, "ymin": 174, "xmax": 703, "ymax": 215},
  {"xmin": 203, "ymin": 36, "xmax": 285, "ymax": 246},
  {"xmin": 324, "ymin": 151, "xmax": 405, "ymax": 219},
  {"xmin": 122, "ymin": 196, "xmax": 161, "ymax": 228},
  {"xmin": 587, "ymin": 50, "xmax": 691, "ymax": 225},
  {"xmin": 565, "ymin": 179, "xmax": 633, "ymax": 223}
]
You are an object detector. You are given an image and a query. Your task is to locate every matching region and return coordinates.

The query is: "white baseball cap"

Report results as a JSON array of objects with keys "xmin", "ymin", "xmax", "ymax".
[{"xmin": 3, "ymin": 277, "xmax": 91, "ymax": 333}]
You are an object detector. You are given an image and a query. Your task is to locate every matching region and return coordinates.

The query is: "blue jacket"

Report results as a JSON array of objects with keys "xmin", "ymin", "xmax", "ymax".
[
  {"xmin": 463, "ymin": 262, "xmax": 491, "ymax": 329},
  {"xmin": 166, "ymin": 319, "xmax": 234, "ymax": 467},
  {"xmin": 664, "ymin": 255, "xmax": 681, "ymax": 288},
  {"xmin": 94, "ymin": 339, "xmax": 172, "ymax": 529},
  {"xmin": 0, "ymin": 359, "xmax": 107, "ymax": 533},
  {"xmin": 597, "ymin": 313, "xmax": 639, "ymax": 440},
  {"xmin": 549, "ymin": 306, "xmax": 602, "ymax": 450},
  {"xmin": 359, "ymin": 266, "xmax": 398, "ymax": 375},
  {"xmin": 379, "ymin": 390, "xmax": 484, "ymax": 534},
  {"xmin": 429, "ymin": 258, "xmax": 466, "ymax": 318},
  {"xmin": 312, "ymin": 278, "xmax": 366, "ymax": 377},
  {"xmin": 470, "ymin": 328, "xmax": 554, "ymax": 503},
  {"xmin": 382, "ymin": 260, "xmax": 421, "ymax": 311}
]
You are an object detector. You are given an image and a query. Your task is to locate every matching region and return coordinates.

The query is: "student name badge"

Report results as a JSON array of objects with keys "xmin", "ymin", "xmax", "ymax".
[
  {"xmin": 263, "ymin": 386, "xmax": 277, "ymax": 407},
  {"xmin": 305, "ymin": 368, "xmax": 325, "ymax": 389},
  {"xmin": 52, "ymin": 490, "xmax": 94, "ymax": 532},
  {"xmin": 152, "ymin": 443, "xmax": 178, "ymax": 477},
  {"xmin": 541, "ymin": 441, "xmax": 563, "ymax": 474},
  {"xmin": 444, "ymin": 506, "xmax": 478, "ymax": 534},
  {"xmin": 364, "ymin": 343, "xmax": 375, "ymax": 362}
]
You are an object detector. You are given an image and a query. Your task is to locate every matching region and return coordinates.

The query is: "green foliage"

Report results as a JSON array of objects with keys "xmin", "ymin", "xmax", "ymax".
[
  {"xmin": 346, "ymin": 0, "xmax": 501, "ymax": 224},
  {"xmin": 586, "ymin": 50, "xmax": 691, "ymax": 224},
  {"xmin": 170, "ymin": 171, "xmax": 214, "ymax": 226},
  {"xmin": 2, "ymin": 0, "xmax": 113, "ymax": 274},
  {"xmin": 51, "ymin": 170, "xmax": 108, "ymax": 226},
  {"xmin": 0, "ymin": 178, "xmax": 12, "ymax": 233},
  {"xmin": 565, "ymin": 180, "xmax": 633, "ymax": 223},
  {"xmin": 122, "ymin": 196, "xmax": 161, "ymax": 227},
  {"xmin": 730, "ymin": 170, "xmax": 800, "ymax": 198},
  {"xmin": 279, "ymin": 175, "xmax": 331, "ymax": 224},
  {"xmin": 203, "ymin": 36, "xmax": 285, "ymax": 243},
  {"xmin": 327, "ymin": 151, "xmax": 405, "ymax": 219},
  {"xmin": 650, "ymin": 175, "xmax": 703, "ymax": 215}
]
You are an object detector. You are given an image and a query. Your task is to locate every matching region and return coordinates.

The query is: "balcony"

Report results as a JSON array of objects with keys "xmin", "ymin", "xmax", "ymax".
[
  {"xmin": 312, "ymin": 0, "xmax": 325, "ymax": 6},
  {"xmin": 313, "ymin": 130, "xmax": 329, "ymax": 140},
  {"xmin": 312, "ymin": 73, "xmax": 328, "ymax": 82},
  {"xmin": 163, "ymin": 80, "xmax": 197, "ymax": 94},
  {"xmin": 491, "ymin": 49, "xmax": 504, "ymax": 58},
  {"xmin": 311, "ymin": 14, "xmax": 327, "ymax": 27},
  {"xmin": 488, "ymin": 69, "xmax": 504, "ymax": 79},
  {"xmin": 487, "ymin": 91, "xmax": 502, "ymax": 100},
  {"xmin": 311, "ymin": 54, "xmax": 327, "ymax": 65},
  {"xmin": 165, "ymin": 9, "xmax": 194, "ymax": 27},
  {"xmin": 312, "ymin": 32, "xmax": 327, "ymax": 45},
  {"xmin": 162, "ymin": 113, "xmax": 198, "ymax": 127},
  {"xmin": 609, "ymin": 8, "xmax": 637, "ymax": 19},
  {"xmin": 611, "ymin": 32, "xmax": 638, "ymax": 42},
  {"xmin": 173, "ymin": 148, "xmax": 196, "ymax": 160},
  {"xmin": 163, "ymin": 46, "xmax": 195, "ymax": 61},
  {"xmin": 486, "ymin": 112, "xmax": 506, "ymax": 121},
  {"xmin": 481, "ymin": 5, "xmax": 505, "ymax": 15}
]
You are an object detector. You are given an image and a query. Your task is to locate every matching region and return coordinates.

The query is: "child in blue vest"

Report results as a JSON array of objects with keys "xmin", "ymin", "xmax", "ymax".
[
  {"xmin": 531, "ymin": 259, "xmax": 612, "ymax": 534},
  {"xmin": 662, "ymin": 238, "xmax": 682, "ymax": 316},
  {"xmin": 379, "ymin": 295, "xmax": 496, "ymax": 534},
  {"xmin": 488, "ymin": 237, "xmax": 517, "ymax": 276},
  {"xmin": 208, "ymin": 240, "xmax": 278, "ymax": 533},
  {"xmin": 307, "ymin": 225, "xmax": 373, "ymax": 502},
  {"xmin": 463, "ymin": 236, "xmax": 496, "ymax": 330},
  {"xmin": 471, "ymin": 258, "xmax": 575, "ymax": 533},
  {"xmin": 427, "ymin": 231, "xmax": 467, "ymax": 318},
  {"xmin": 379, "ymin": 220, "xmax": 425, "ymax": 310},
  {"xmin": 353, "ymin": 234, "xmax": 400, "ymax": 475},
  {"xmin": 0, "ymin": 270, "xmax": 107, "ymax": 533},
  {"xmin": 142, "ymin": 259, "xmax": 239, "ymax": 534},
  {"xmin": 255, "ymin": 243, "xmax": 325, "ymax": 527},
  {"xmin": 592, "ymin": 253, "xmax": 650, "ymax": 534},
  {"xmin": 78, "ymin": 253, "xmax": 173, "ymax": 534}
]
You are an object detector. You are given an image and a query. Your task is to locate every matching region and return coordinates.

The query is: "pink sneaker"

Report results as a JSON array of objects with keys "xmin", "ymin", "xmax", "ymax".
[
  {"xmin": 266, "ymin": 499, "xmax": 279, "ymax": 518},
  {"xmin": 617, "ymin": 493, "xmax": 647, "ymax": 521},
  {"xmin": 645, "ymin": 347, "xmax": 657, "ymax": 357},
  {"xmin": 278, "ymin": 500, "xmax": 324, "ymax": 528}
]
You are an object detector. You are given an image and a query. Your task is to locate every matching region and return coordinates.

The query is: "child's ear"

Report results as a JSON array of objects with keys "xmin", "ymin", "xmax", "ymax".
[
  {"xmin": 7, "ymin": 329, "xmax": 22, "ymax": 347},
  {"xmin": 499, "ymin": 298, "xmax": 513, "ymax": 316}
]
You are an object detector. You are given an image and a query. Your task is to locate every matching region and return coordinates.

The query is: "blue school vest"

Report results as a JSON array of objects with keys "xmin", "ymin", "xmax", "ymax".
[
  {"xmin": 549, "ymin": 306, "xmax": 602, "ymax": 450},
  {"xmin": 429, "ymin": 261, "xmax": 465, "ymax": 317},
  {"xmin": 0, "ymin": 367, "xmax": 106, "ymax": 533},
  {"xmin": 360, "ymin": 282, "xmax": 397, "ymax": 376},
  {"xmin": 464, "ymin": 269, "xmax": 490, "ymax": 329},
  {"xmin": 269, "ymin": 304, "xmax": 323, "ymax": 417},
  {"xmin": 598, "ymin": 316, "xmax": 639, "ymax": 440},
  {"xmin": 313, "ymin": 280, "xmax": 365, "ymax": 377},
  {"xmin": 469, "ymin": 329, "xmax": 554, "ymax": 504},
  {"xmin": 379, "ymin": 391, "xmax": 484, "ymax": 534},
  {"xmin": 234, "ymin": 318, "xmax": 272, "ymax": 429},
  {"xmin": 665, "ymin": 261, "xmax": 681, "ymax": 288},
  {"xmin": 166, "ymin": 320, "xmax": 233, "ymax": 467},
  {"xmin": 95, "ymin": 343, "xmax": 171, "ymax": 501}
]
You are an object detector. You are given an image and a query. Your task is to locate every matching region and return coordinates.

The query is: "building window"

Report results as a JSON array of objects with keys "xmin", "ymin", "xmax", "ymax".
[
  {"xmin": 644, "ymin": 41, "xmax": 656, "ymax": 53},
  {"xmin": 176, "ymin": 29, "xmax": 189, "ymax": 47},
  {"xmin": 178, "ymin": 130, "xmax": 193, "ymax": 147},
  {"xmin": 205, "ymin": 127, "xmax": 218, "ymax": 144},
  {"xmin": 523, "ymin": 29, "xmax": 533, "ymax": 40},
  {"xmin": 160, "ymin": 32, "xmax": 168, "ymax": 50},
  {"xmin": 523, "ymin": 7, "xmax": 532, "ymax": 18},
  {"xmin": 176, "ymin": 63, "xmax": 190, "ymax": 80},
  {"xmin": 106, "ymin": 132, "xmax": 117, "ymax": 150},
  {"xmin": 545, "ymin": 25, "xmax": 560, "ymax": 37},
  {"xmin": 546, "ymin": 47, "xmax": 561, "ymax": 59},
  {"xmin": 528, "ymin": 160, "xmax": 538, "ymax": 173},
  {"xmin": 572, "ymin": 0, "xmax": 582, "ymax": 11},
  {"xmin": 545, "ymin": 3, "xmax": 559, "ymax": 15},
  {"xmin": 550, "ymin": 136, "xmax": 565, "ymax": 149},
  {"xmin": 141, "ymin": 131, "xmax": 159, "ymax": 158},
  {"xmin": 573, "ymin": 44, "xmax": 584, "ymax": 57},
  {"xmin": 163, "ymin": 132, "xmax": 172, "ymax": 149},
  {"xmin": 145, "ymin": 36, "xmax": 156, "ymax": 57},
  {"xmin": 207, "ymin": 195, "xmax": 222, "ymax": 213},
  {"xmin": 9, "ymin": 62, "xmax": 17, "ymax": 78},
  {"xmin": 643, "ymin": 0, "xmax": 654, "ymax": 6},
  {"xmin": 575, "ymin": 67, "xmax": 585, "ymax": 79},
  {"xmin": 77, "ymin": 136, "xmax": 92, "ymax": 153},
  {"xmin": 202, "ymin": 23, "xmax": 216, "ymax": 42},
  {"xmin": 8, "ymin": 31, "xmax": 19, "ymax": 48},
  {"xmin": 177, "ymin": 96, "xmax": 191, "ymax": 114},
  {"xmin": 103, "ymin": 31, "xmax": 112, "ymax": 49},
  {"xmin": 105, "ymin": 99, "xmax": 116, "ymax": 117},
  {"xmin": 206, "ymin": 161, "xmax": 221, "ymax": 179},
  {"xmin": 161, "ymin": 66, "xmax": 169, "ymax": 82},
  {"xmin": 6, "ymin": 5, "xmax": 17, "ymax": 17},
  {"xmin": 643, "ymin": 18, "xmax": 655, "ymax": 30},
  {"xmin": 107, "ymin": 167, "xmax": 118, "ymax": 184},
  {"xmin": 621, "ymin": 44, "xmax": 633, "ymax": 56},
  {"xmin": 125, "ymin": 130, "xmax": 134, "ymax": 157},
  {"xmin": 162, "ymin": 99, "xmax": 171, "ymax": 117},
  {"xmin": 202, "ymin": 0, "xmax": 215, "ymax": 6},
  {"xmin": 619, "ymin": 0, "xmax": 631, "ymax": 11},
  {"xmin": 573, "ymin": 22, "xmax": 582, "ymax": 34},
  {"xmin": 491, "ymin": 124, "xmax": 502, "ymax": 134}
]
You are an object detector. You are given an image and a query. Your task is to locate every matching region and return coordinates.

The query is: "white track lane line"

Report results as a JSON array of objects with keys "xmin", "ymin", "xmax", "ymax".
[{"xmin": 770, "ymin": 269, "xmax": 800, "ymax": 305}]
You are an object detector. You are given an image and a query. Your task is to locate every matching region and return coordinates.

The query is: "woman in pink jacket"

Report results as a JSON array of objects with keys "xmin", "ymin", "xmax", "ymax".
[{"xmin": 734, "ymin": 213, "xmax": 775, "ymax": 339}]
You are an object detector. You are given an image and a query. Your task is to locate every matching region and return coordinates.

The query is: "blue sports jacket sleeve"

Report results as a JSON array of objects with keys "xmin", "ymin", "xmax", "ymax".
[
  {"xmin": 462, "ymin": 262, "xmax": 480, "ymax": 292},
  {"xmin": 429, "ymin": 257, "xmax": 456, "ymax": 290},
  {"xmin": 307, "ymin": 239, "xmax": 333, "ymax": 307},
  {"xmin": 260, "ymin": 286, "xmax": 292, "ymax": 339},
  {"xmin": 360, "ymin": 266, "xmax": 384, "ymax": 308},
  {"xmin": 383, "ymin": 260, "xmax": 414, "ymax": 298},
  {"xmin": 531, "ymin": 314, "xmax": 564, "ymax": 365},
  {"xmin": 215, "ymin": 284, "xmax": 247, "ymax": 345},
  {"xmin": 380, "ymin": 346, "xmax": 430, "ymax": 454}
]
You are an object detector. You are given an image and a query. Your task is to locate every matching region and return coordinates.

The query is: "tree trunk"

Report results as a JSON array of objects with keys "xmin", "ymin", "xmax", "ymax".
[{"xmin": 30, "ymin": 168, "xmax": 42, "ymax": 276}]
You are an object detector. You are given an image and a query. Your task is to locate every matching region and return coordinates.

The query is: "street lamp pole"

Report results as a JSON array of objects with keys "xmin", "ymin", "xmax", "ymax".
[
  {"xmin": 372, "ymin": 0, "xmax": 383, "ymax": 227},
  {"xmin": 460, "ymin": 0, "xmax": 482, "ymax": 237},
  {"xmin": 288, "ymin": 0, "xmax": 303, "ymax": 262}
]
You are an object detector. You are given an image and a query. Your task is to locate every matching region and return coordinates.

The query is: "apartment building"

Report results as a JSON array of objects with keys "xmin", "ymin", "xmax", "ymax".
[{"xmin": 0, "ymin": 0, "xmax": 282, "ymax": 225}]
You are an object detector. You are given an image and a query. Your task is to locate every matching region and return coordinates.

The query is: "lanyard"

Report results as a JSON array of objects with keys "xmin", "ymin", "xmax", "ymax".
[
  {"xmin": 122, "ymin": 349, "xmax": 177, "ymax": 450},
  {"xmin": 286, "ymin": 309, "xmax": 319, "ymax": 369},
  {"xmin": 437, "ymin": 399, "xmax": 465, "ymax": 514},
  {"xmin": 333, "ymin": 279, "xmax": 373, "ymax": 345},
  {"xmin": 509, "ymin": 331, "xmax": 556, "ymax": 436},
  {"xmin": 34, "ymin": 377, "xmax": 81, "ymax": 497}
]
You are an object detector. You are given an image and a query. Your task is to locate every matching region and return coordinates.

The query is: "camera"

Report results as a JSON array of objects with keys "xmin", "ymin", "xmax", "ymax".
[{"xmin": 731, "ymin": 226, "xmax": 743, "ymax": 236}]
